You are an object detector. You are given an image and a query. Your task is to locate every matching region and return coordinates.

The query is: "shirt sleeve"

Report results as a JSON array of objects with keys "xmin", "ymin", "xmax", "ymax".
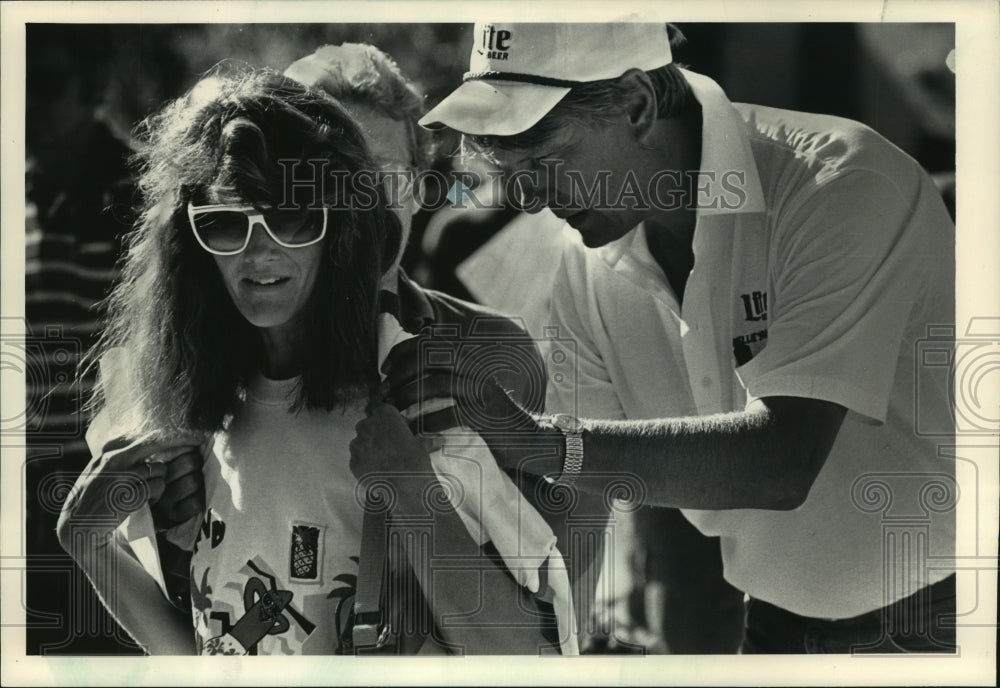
[
  {"xmin": 736, "ymin": 169, "xmax": 932, "ymax": 423},
  {"xmin": 87, "ymin": 349, "xmax": 201, "ymax": 568},
  {"xmin": 545, "ymin": 247, "xmax": 628, "ymax": 421}
]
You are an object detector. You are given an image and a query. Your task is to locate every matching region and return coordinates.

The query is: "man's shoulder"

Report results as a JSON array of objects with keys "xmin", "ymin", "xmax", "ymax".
[
  {"xmin": 734, "ymin": 103, "xmax": 933, "ymax": 224},
  {"xmin": 736, "ymin": 103, "xmax": 914, "ymax": 183},
  {"xmin": 411, "ymin": 280, "xmax": 534, "ymax": 341},
  {"xmin": 737, "ymin": 103, "xmax": 880, "ymax": 148}
]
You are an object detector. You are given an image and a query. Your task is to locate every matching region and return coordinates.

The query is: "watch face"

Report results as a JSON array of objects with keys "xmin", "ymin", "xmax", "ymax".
[{"xmin": 551, "ymin": 413, "xmax": 584, "ymax": 434}]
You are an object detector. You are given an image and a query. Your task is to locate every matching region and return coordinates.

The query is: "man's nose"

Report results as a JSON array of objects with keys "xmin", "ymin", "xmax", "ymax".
[{"xmin": 510, "ymin": 174, "xmax": 550, "ymax": 215}]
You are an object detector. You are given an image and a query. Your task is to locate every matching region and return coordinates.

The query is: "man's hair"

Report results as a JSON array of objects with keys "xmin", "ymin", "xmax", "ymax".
[
  {"xmin": 470, "ymin": 24, "xmax": 693, "ymax": 156},
  {"xmin": 289, "ymin": 43, "xmax": 434, "ymax": 170},
  {"xmin": 89, "ymin": 65, "xmax": 401, "ymax": 437}
]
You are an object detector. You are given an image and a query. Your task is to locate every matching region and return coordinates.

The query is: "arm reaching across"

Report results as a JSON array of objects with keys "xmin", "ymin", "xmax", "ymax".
[
  {"xmin": 57, "ymin": 436, "xmax": 202, "ymax": 654},
  {"xmin": 387, "ymin": 355, "xmax": 845, "ymax": 511}
]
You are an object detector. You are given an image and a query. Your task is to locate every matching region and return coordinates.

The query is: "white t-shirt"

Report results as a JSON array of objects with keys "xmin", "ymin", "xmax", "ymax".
[
  {"xmin": 545, "ymin": 69, "xmax": 956, "ymax": 619},
  {"xmin": 176, "ymin": 375, "xmax": 367, "ymax": 655}
]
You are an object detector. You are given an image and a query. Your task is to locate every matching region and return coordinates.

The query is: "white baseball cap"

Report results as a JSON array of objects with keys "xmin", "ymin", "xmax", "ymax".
[{"xmin": 419, "ymin": 23, "xmax": 674, "ymax": 136}]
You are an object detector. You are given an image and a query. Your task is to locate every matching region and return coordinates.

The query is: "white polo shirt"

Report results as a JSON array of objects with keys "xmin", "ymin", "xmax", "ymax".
[{"xmin": 545, "ymin": 69, "xmax": 956, "ymax": 619}]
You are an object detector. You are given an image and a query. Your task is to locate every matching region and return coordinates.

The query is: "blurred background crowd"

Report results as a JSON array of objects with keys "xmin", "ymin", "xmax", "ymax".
[{"xmin": 23, "ymin": 22, "xmax": 955, "ymax": 655}]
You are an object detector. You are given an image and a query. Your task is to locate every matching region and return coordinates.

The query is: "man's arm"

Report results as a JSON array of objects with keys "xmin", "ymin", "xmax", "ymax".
[
  {"xmin": 395, "ymin": 168, "xmax": 942, "ymax": 514},
  {"xmin": 411, "ymin": 387, "xmax": 845, "ymax": 511},
  {"xmin": 575, "ymin": 395, "xmax": 846, "ymax": 510}
]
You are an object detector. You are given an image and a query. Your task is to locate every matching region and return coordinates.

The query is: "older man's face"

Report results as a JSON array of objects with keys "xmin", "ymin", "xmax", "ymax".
[
  {"xmin": 487, "ymin": 116, "xmax": 655, "ymax": 248},
  {"xmin": 342, "ymin": 103, "xmax": 418, "ymax": 265}
]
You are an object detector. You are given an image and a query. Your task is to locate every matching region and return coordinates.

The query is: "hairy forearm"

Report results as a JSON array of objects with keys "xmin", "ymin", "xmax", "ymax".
[
  {"xmin": 534, "ymin": 398, "xmax": 843, "ymax": 511},
  {"xmin": 587, "ymin": 405, "xmax": 800, "ymax": 509}
]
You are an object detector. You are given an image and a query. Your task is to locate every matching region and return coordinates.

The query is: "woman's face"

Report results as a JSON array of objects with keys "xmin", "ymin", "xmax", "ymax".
[{"xmin": 211, "ymin": 210, "xmax": 325, "ymax": 335}]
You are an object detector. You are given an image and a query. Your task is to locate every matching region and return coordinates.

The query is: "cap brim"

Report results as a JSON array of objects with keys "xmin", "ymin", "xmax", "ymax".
[{"xmin": 419, "ymin": 80, "xmax": 570, "ymax": 137}]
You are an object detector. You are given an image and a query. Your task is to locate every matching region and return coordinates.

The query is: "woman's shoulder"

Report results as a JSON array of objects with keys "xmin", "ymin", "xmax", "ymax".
[
  {"xmin": 96, "ymin": 346, "xmax": 131, "ymax": 378},
  {"xmin": 96, "ymin": 346, "xmax": 138, "ymax": 407},
  {"xmin": 88, "ymin": 346, "xmax": 151, "ymax": 443}
]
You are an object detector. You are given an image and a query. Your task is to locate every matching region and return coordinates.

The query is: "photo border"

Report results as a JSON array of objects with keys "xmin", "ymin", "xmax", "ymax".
[{"xmin": 2, "ymin": 1, "xmax": 997, "ymax": 685}]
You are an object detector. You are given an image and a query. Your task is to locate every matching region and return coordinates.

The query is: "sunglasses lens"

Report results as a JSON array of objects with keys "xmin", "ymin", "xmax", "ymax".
[
  {"xmin": 263, "ymin": 207, "xmax": 326, "ymax": 246},
  {"xmin": 191, "ymin": 210, "xmax": 249, "ymax": 252}
]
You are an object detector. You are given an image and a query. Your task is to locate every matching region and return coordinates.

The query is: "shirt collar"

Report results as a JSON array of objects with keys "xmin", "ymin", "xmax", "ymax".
[
  {"xmin": 595, "ymin": 70, "xmax": 765, "ymax": 271},
  {"xmin": 680, "ymin": 68, "xmax": 765, "ymax": 216},
  {"xmin": 378, "ymin": 269, "xmax": 435, "ymax": 334}
]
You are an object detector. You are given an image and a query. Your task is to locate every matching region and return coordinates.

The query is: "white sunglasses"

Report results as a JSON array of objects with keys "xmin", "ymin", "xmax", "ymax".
[{"xmin": 187, "ymin": 202, "xmax": 328, "ymax": 256}]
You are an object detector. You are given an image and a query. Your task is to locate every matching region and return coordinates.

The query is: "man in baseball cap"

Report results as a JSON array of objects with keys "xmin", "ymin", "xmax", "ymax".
[
  {"xmin": 394, "ymin": 23, "xmax": 957, "ymax": 655},
  {"xmin": 422, "ymin": 22, "xmax": 712, "ymax": 249},
  {"xmin": 420, "ymin": 23, "xmax": 674, "ymax": 136}
]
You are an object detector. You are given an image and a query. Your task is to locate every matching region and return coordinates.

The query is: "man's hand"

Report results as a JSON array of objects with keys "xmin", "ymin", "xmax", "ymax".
[
  {"xmin": 349, "ymin": 403, "xmax": 441, "ymax": 513},
  {"xmin": 57, "ymin": 436, "xmax": 204, "ymax": 555},
  {"xmin": 149, "ymin": 445, "xmax": 205, "ymax": 532},
  {"xmin": 382, "ymin": 337, "xmax": 558, "ymax": 473}
]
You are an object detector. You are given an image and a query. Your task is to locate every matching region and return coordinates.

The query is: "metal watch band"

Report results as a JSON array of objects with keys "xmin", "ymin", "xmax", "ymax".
[
  {"xmin": 555, "ymin": 432, "xmax": 584, "ymax": 486},
  {"xmin": 549, "ymin": 414, "xmax": 584, "ymax": 487}
]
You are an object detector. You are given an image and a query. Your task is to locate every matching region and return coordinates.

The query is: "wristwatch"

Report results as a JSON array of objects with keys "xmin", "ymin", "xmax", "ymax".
[{"xmin": 547, "ymin": 413, "xmax": 585, "ymax": 487}]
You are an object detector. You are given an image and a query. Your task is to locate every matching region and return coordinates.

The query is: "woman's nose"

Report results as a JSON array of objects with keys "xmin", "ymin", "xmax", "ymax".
[{"xmin": 243, "ymin": 219, "xmax": 280, "ymax": 257}]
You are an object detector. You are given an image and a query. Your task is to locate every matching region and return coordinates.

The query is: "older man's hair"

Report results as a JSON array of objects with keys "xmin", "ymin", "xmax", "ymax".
[{"xmin": 285, "ymin": 43, "xmax": 434, "ymax": 170}]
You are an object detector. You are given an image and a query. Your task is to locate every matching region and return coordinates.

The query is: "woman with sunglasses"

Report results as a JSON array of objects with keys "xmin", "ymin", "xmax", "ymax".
[{"xmin": 56, "ymin": 66, "xmax": 568, "ymax": 656}]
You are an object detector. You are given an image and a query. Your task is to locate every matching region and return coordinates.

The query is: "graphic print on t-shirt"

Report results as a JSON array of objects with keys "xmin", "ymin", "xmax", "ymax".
[
  {"xmin": 289, "ymin": 522, "xmax": 324, "ymax": 582},
  {"xmin": 187, "ymin": 385, "xmax": 369, "ymax": 653},
  {"xmin": 326, "ymin": 555, "xmax": 360, "ymax": 654},
  {"xmin": 191, "ymin": 508, "xmax": 364, "ymax": 655},
  {"xmin": 194, "ymin": 508, "xmax": 226, "ymax": 553},
  {"xmin": 201, "ymin": 559, "xmax": 317, "ymax": 655}
]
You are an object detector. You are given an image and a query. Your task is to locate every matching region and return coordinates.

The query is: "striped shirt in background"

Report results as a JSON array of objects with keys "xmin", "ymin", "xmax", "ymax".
[{"xmin": 24, "ymin": 121, "xmax": 134, "ymax": 547}]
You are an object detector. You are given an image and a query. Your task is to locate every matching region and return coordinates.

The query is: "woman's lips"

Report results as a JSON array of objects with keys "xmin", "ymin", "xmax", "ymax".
[{"xmin": 243, "ymin": 275, "xmax": 291, "ymax": 287}]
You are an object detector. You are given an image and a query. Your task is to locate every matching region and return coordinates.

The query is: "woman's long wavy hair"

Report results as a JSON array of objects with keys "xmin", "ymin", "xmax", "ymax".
[{"xmin": 90, "ymin": 66, "xmax": 401, "ymax": 438}]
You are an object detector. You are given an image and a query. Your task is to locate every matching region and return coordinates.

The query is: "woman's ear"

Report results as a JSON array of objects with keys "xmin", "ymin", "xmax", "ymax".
[{"xmin": 619, "ymin": 68, "xmax": 658, "ymax": 144}]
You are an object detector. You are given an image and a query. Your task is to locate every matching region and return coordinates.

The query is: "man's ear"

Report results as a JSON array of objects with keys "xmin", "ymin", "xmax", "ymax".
[{"xmin": 619, "ymin": 69, "xmax": 658, "ymax": 143}]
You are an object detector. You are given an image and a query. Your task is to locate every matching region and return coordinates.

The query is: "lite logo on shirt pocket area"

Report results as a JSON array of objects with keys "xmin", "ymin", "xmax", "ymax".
[
  {"xmin": 740, "ymin": 290, "xmax": 768, "ymax": 322},
  {"xmin": 734, "ymin": 290, "xmax": 769, "ymax": 365}
]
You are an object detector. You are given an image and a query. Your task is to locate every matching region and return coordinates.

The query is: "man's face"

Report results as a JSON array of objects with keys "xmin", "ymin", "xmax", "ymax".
[
  {"xmin": 342, "ymin": 103, "xmax": 417, "ymax": 264},
  {"xmin": 488, "ymin": 116, "xmax": 652, "ymax": 248}
]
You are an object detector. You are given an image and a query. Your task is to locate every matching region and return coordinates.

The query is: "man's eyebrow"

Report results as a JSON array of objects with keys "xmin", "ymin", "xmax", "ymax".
[{"xmin": 510, "ymin": 150, "xmax": 555, "ymax": 168}]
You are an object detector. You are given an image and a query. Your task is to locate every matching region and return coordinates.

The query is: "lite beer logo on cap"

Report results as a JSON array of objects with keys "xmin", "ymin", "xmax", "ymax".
[{"xmin": 479, "ymin": 25, "xmax": 512, "ymax": 60}]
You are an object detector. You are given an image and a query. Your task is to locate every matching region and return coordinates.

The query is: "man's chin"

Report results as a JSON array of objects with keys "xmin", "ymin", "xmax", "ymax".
[
  {"xmin": 577, "ymin": 230, "xmax": 610, "ymax": 248},
  {"xmin": 566, "ymin": 211, "xmax": 622, "ymax": 248},
  {"xmin": 565, "ymin": 210, "xmax": 596, "ymax": 239}
]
